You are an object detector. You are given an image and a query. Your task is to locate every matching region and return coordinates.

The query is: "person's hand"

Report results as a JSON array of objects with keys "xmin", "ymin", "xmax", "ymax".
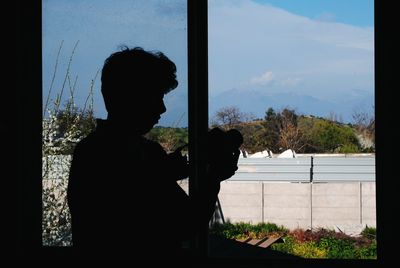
[
  {"xmin": 166, "ymin": 144, "xmax": 189, "ymax": 181},
  {"xmin": 207, "ymin": 128, "xmax": 243, "ymax": 182},
  {"xmin": 208, "ymin": 148, "xmax": 240, "ymax": 182}
]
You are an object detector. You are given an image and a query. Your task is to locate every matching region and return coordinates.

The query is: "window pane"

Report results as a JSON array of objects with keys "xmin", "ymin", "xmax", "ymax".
[
  {"xmin": 42, "ymin": 0, "xmax": 187, "ymax": 247},
  {"xmin": 208, "ymin": 0, "xmax": 376, "ymax": 260}
]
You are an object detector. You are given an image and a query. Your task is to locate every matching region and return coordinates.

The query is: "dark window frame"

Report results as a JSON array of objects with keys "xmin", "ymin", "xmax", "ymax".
[{"xmin": 16, "ymin": 0, "xmax": 396, "ymax": 267}]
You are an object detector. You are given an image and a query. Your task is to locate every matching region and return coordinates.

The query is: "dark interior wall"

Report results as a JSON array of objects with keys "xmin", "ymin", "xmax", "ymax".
[
  {"xmin": 17, "ymin": 0, "xmax": 42, "ymax": 255},
  {"xmin": 15, "ymin": 0, "xmax": 397, "ymax": 267}
]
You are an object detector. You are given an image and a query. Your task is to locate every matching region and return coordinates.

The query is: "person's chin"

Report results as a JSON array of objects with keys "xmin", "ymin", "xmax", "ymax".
[
  {"xmin": 152, "ymin": 118, "xmax": 160, "ymax": 127},
  {"xmin": 137, "ymin": 117, "xmax": 159, "ymax": 133},
  {"xmin": 139, "ymin": 123, "xmax": 157, "ymax": 135}
]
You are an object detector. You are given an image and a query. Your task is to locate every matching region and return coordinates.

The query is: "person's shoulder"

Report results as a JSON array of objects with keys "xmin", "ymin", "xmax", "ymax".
[
  {"xmin": 71, "ymin": 131, "xmax": 104, "ymax": 159},
  {"xmin": 74, "ymin": 132, "xmax": 97, "ymax": 151},
  {"xmin": 139, "ymin": 136, "xmax": 167, "ymax": 158}
]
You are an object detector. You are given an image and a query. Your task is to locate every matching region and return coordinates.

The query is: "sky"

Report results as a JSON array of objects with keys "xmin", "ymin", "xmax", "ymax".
[
  {"xmin": 42, "ymin": 0, "xmax": 188, "ymax": 126},
  {"xmin": 208, "ymin": 0, "xmax": 374, "ymax": 122},
  {"xmin": 43, "ymin": 0, "xmax": 374, "ymax": 126},
  {"xmin": 253, "ymin": 0, "xmax": 374, "ymax": 27}
]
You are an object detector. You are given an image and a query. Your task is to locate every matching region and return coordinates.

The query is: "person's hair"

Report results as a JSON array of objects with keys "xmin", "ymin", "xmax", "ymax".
[{"xmin": 101, "ymin": 46, "xmax": 178, "ymax": 113}]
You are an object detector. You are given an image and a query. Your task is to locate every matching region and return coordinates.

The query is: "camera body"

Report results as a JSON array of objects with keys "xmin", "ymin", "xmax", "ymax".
[
  {"xmin": 207, "ymin": 127, "xmax": 243, "ymax": 165},
  {"xmin": 166, "ymin": 127, "xmax": 243, "ymax": 181}
]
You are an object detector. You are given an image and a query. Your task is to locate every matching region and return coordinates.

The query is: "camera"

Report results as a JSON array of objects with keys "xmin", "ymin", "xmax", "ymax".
[
  {"xmin": 166, "ymin": 127, "xmax": 243, "ymax": 181},
  {"xmin": 207, "ymin": 127, "xmax": 243, "ymax": 165}
]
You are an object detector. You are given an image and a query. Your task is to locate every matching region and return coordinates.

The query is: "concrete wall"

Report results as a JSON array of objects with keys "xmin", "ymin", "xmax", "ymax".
[{"xmin": 216, "ymin": 181, "xmax": 376, "ymax": 235}]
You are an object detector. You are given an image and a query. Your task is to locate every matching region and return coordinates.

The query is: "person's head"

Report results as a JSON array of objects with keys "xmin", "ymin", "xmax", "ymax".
[{"xmin": 101, "ymin": 46, "xmax": 178, "ymax": 134}]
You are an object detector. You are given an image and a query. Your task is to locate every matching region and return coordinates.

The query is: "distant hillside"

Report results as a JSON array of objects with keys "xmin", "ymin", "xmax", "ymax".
[
  {"xmin": 209, "ymin": 88, "xmax": 374, "ymax": 124},
  {"xmin": 155, "ymin": 87, "xmax": 373, "ymax": 128},
  {"xmin": 235, "ymin": 114, "xmax": 374, "ymax": 154},
  {"xmin": 150, "ymin": 110, "xmax": 374, "ymax": 155}
]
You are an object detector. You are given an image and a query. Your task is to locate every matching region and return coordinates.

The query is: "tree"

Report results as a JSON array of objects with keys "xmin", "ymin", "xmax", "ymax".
[
  {"xmin": 260, "ymin": 107, "xmax": 307, "ymax": 153},
  {"xmin": 277, "ymin": 108, "xmax": 306, "ymax": 152},
  {"xmin": 42, "ymin": 40, "xmax": 97, "ymax": 246},
  {"xmin": 279, "ymin": 121, "xmax": 305, "ymax": 152},
  {"xmin": 326, "ymin": 111, "xmax": 343, "ymax": 123},
  {"xmin": 352, "ymin": 106, "xmax": 375, "ymax": 150},
  {"xmin": 261, "ymin": 108, "xmax": 281, "ymax": 152},
  {"xmin": 211, "ymin": 106, "xmax": 249, "ymax": 130},
  {"xmin": 146, "ymin": 127, "xmax": 188, "ymax": 153},
  {"xmin": 234, "ymin": 121, "xmax": 267, "ymax": 154},
  {"xmin": 306, "ymin": 120, "xmax": 360, "ymax": 153}
]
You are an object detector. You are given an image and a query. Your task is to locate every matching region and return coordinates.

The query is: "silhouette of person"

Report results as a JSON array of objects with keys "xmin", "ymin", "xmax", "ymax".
[{"xmin": 67, "ymin": 47, "xmax": 240, "ymax": 261}]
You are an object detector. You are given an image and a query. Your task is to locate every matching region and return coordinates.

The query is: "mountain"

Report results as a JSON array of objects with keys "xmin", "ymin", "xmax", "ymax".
[
  {"xmin": 156, "ymin": 88, "xmax": 374, "ymax": 127},
  {"xmin": 209, "ymin": 88, "xmax": 374, "ymax": 123}
]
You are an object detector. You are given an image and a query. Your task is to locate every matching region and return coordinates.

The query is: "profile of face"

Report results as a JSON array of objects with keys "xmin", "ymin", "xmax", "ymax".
[
  {"xmin": 111, "ymin": 86, "xmax": 167, "ymax": 135},
  {"xmin": 134, "ymin": 90, "xmax": 167, "ymax": 134}
]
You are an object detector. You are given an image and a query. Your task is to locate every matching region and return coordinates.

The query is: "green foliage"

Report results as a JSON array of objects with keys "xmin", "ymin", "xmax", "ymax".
[
  {"xmin": 270, "ymin": 236, "xmax": 295, "ymax": 254},
  {"xmin": 216, "ymin": 107, "xmax": 365, "ymax": 154},
  {"xmin": 361, "ymin": 226, "xmax": 376, "ymax": 240},
  {"xmin": 262, "ymin": 108, "xmax": 281, "ymax": 152},
  {"xmin": 42, "ymin": 40, "xmax": 96, "ymax": 246},
  {"xmin": 319, "ymin": 237, "xmax": 357, "ymax": 258},
  {"xmin": 298, "ymin": 116, "xmax": 361, "ymax": 153},
  {"xmin": 234, "ymin": 121, "xmax": 268, "ymax": 154},
  {"xmin": 146, "ymin": 126, "xmax": 188, "ymax": 152},
  {"xmin": 271, "ymin": 236, "xmax": 327, "ymax": 258},
  {"xmin": 290, "ymin": 228, "xmax": 377, "ymax": 259},
  {"xmin": 209, "ymin": 222, "xmax": 288, "ymax": 240},
  {"xmin": 56, "ymin": 107, "xmax": 96, "ymax": 139},
  {"xmin": 306, "ymin": 120, "xmax": 355, "ymax": 152},
  {"xmin": 337, "ymin": 143, "xmax": 360, "ymax": 153},
  {"xmin": 211, "ymin": 223, "xmax": 377, "ymax": 259},
  {"xmin": 356, "ymin": 240, "xmax": 377, "ymax": 259},
  {"xmin": 55, "ymin": 108, "xmax": 97, "ymax": 154},
  {"xmin": 361, "ymin": 146, "xmax": 375, "ymax": 153},
  {"xmin": 292, "ymin": 241, "xmax": 327, "ymax": 258}
]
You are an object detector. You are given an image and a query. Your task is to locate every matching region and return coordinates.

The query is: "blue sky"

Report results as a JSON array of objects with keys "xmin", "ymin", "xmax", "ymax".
[
  {"xmin": 43, "ymin": 0, "xmax": 374, "ymax": 126},
  {"xmin": 42, "ymin": 0, "xmax": 188, "ymax": 126},
  {"xmin": 254, "ymin": 0, "xmax": 374, "ymax": 27},
  {"xmin": 208, "ymin": 0, "xmax": 374, "ymax": 123}
]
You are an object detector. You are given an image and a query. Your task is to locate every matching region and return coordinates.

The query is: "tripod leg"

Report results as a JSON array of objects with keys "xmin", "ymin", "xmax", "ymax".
[{"xmin": 216, "ymin": 197, "xmax": 225, "ymax": 224}]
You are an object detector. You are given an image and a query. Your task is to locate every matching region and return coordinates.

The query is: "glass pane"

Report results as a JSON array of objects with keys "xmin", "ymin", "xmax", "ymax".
[
  {"xmin": 42, "ymin": 0, "xmax": 188, "ymax": 247},
  {"xmin": 208, "ymin": 0, "xmax": 376, "ymax": 260}
]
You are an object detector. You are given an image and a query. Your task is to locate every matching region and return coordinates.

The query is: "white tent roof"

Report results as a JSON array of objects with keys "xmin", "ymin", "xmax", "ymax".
[
  {"xmin": 277, "ymin": 149, "xmax": 296, "ymax": 158},
  {"xmin": 248, "ymin": 150, "xmax": 272, "ymax": 158}
]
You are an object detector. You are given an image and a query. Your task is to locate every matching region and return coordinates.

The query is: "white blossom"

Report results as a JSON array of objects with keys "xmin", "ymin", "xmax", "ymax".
[{"xmin": 42, "ymin": 106, "xmax": 94, "ymax": 246}]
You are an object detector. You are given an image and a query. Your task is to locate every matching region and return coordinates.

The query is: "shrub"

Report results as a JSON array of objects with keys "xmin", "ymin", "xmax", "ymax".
[
  {"xmin": 356, "ymin": 240, "xmax": 377, "ymax": 259},
  {"xmin": 209, "ymin": 222, "xmax": 288, "ymax": 240},
  {"xmin": 42, "ymin": 41, "xmax": 98, "ymax": 246},
  {"xmin": 319, "ymin": 237, "xmax": 357, "ymax": 259},
  {"xmin": 42, "ymin": 178, "xmax": 72, "ymax": 246},
  {"xmin": 292, "ymin": 241, "xmax": 327, "ymax": 258},
  {"xmin": 270, "ymin": 236, "xmax": 295, "ymax": 254},
  {"xmin": 361, "ymin": 226, "xmax": 376, "ymax": 240},
  {"xmin": 212, "ymin": 223, "xmax": 377, "ymax": 259},
  {"xmin": 304, "ymin": 120, "xmax": 360, "ymax": 153}
]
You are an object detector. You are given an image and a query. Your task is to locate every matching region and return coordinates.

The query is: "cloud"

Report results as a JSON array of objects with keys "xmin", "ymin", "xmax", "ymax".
[
  {"xmin": 208, "ymin": 0, "xmax": 374, "ymax": 100},
  {"xmin": 279, "ymin": 77, "xmax": 302, "ymax": 87},
  {"xmin": 43, "ymin": 0, "xmax": 374, "ymax": 126},
  {"xmin": 315, "ymin": 12, "xmax": 336, "ymax": 23},
  {"xmin": 247, "ymin": 72, "xmax": 301, "ymax": 88},
  {"xmin": 249, "ymin": 71, "xmax": 274, "ymax": 85}
]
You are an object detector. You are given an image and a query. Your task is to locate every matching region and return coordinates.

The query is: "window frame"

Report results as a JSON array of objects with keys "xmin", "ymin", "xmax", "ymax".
[{"xmin": 16, "ymin": 0, "xmax": 395, "ymax": 267}]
